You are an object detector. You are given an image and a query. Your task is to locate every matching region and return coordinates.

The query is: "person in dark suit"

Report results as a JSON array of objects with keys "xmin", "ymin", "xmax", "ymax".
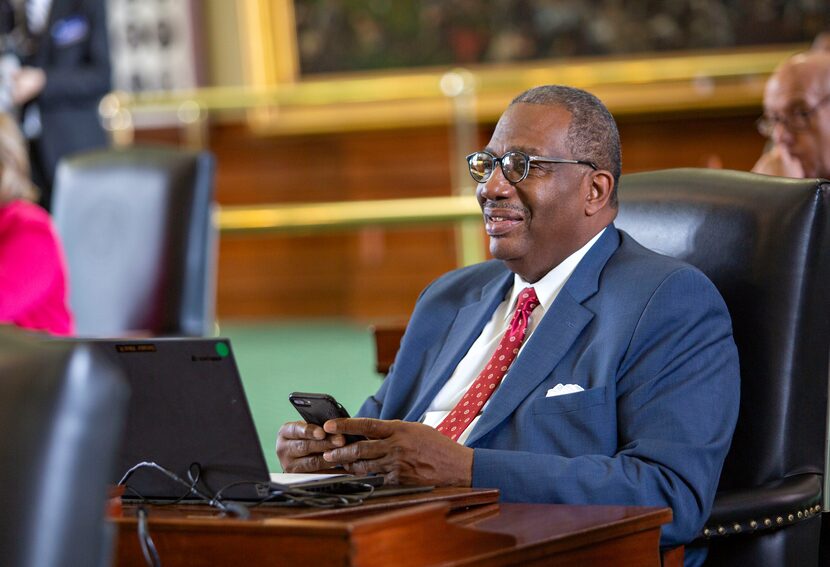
[
  {"xmin": 277, "ymin": 85, "xmax": 740, "ymax": 565},
  {"xmin": 9, "ymin": 0, "xmax": 110, "ymax": 210}
]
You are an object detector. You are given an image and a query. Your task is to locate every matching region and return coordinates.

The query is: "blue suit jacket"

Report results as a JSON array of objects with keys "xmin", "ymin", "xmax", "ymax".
[{"xmin": 358, "ymin": 226, "xmax": 740, "ymax": 550}]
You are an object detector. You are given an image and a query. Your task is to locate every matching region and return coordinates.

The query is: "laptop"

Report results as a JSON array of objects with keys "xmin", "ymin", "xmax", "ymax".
[{"xmin": 79, "ymin": 338, "xmax": 275, "ymax": 501}]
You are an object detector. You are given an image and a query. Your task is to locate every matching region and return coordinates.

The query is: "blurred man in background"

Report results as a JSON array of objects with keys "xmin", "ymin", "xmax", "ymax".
[
  {"xmin": 753, "ymin": 47, "xmax": 830, "ymax": 179},
  {"xmin": 0, "ymin": 0, "xmax": 110, "ymax": 210}
]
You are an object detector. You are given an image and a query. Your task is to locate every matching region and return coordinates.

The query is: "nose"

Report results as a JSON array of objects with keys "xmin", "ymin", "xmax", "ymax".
[
  {"xmin": 476, "ymin": 166, "xmax": 514, "ymax": 201},
  {"xmin": 771, "ymin": 121, "xmax": 795, "ymax": 145}
]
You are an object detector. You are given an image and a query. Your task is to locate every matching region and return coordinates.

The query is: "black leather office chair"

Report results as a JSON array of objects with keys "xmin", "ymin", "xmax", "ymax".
[
  {"xmin": 52, "ymin": 146, "xmax": 217, "ymax": 337},
  {"xmin": 615, "ymin": 168, "xmax": 830, "ymax": 566},
  {"xmin": 0, "ymin": 327, "xmax": 129, "ymax": 567}
]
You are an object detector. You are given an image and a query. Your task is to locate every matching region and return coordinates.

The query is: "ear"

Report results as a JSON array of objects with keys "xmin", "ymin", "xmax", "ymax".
[{"xmin": 584, "ymin": 170, "xmax": 615, "ymax": 216}]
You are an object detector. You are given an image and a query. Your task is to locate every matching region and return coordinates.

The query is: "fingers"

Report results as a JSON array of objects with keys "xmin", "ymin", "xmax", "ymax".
[
  {"xmin": 279, "ymin": 421, "xmax": 327, "ymax": 440},
  {"xmin": 333, "ymin": 451, "xmax": 401, "ymax": 484},
  {"xmin": 283, "ymin": 453, "xmax": 342, "ymax": 474},
  {"xmin": 282, "ymin": 436, "xmax": 345, "ymax": 458},
  {"xmin": 279, "ymin": 421, "xmax": 348, "ymax": 447},
  {"xmin": 344, "ymin": 456, "xmax": 396, "ymax": 481},
  {"xmin": 276, "ymin": 420, "xmax": 348, "ymax": 472},
  {"xmin": 324, "ymin": 417, "xmax": 396, "ymax": 438},
  {"xmin": 322, "ymin": 438, "xmax": 388, "ymax": 464},
  {"xmin": 321, "ymin": 421, "xmax": 473, "ymax": 487}
]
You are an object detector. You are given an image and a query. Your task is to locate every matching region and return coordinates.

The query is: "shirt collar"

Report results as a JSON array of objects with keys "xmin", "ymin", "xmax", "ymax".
[{"xmin": 503, "ymin": 227, "xmax": 607, "ymax": 322}]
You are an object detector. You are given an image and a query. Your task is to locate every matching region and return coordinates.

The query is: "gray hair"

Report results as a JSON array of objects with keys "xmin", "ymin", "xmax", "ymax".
[{"xmin": 511, "ymin": 85, "xmax": 621, "ymax": 206}]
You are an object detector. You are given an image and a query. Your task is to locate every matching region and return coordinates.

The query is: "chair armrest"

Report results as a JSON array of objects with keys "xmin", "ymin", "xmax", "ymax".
[{"xmin": 696, "ymin": 473, "xmax": 822, "ymax": 541}]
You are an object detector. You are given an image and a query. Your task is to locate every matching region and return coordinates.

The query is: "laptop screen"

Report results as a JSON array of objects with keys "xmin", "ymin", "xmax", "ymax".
[{"xmin": 83, "ymin": 338, "xmax": 271, "ymax": 501}]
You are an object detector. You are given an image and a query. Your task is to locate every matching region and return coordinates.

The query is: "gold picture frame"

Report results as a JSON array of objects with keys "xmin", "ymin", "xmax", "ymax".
[{"xmin": 236, "ymin": 0, "xmax": 805, "ymax": 135}]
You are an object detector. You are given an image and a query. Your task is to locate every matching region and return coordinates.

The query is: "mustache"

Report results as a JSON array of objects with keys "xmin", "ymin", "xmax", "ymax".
[{"xmin": 480, "ymin": 201, "xmax": 530, "ymax": 215}]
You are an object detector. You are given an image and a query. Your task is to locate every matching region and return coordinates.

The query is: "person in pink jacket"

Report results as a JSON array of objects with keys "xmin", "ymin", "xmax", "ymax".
[{"xmin": 0, "ymin": 112, "xmax": 73, "ymax": 335}]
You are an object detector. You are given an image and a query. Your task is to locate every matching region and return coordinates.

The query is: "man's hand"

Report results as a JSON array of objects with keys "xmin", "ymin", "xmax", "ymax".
[
  {"xmin": 11, "ymin": 67, "xmax": 46, "ymax": 105},
  {"xmin": 752, "ymin": 144, "xmax": 805, "ymax": 178},
  {"xmin": 321, "ymin": 418, "xmax": 474, "ymax": 487},
  {"xmin": 276, "ymin": 421, "xmax": 347, "ymax": 473}
]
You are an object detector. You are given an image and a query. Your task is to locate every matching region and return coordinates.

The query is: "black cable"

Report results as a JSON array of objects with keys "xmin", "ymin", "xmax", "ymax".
[
  {"xmin": 118, "ymin": 461, "xmax": 246, "ymax": 517},
  {"xmin": 136, "ymin": 507, "xmax": 161, "ymax": 567},
  {"xmin": 245, "ymin": 480, "xmax": 374, "ymax": 509},
  {"xmin": 122, "ymin": 467, "xmax": 198, "ymax": 508},
  {"xmin": 119, "ymin": 461, "xmax": 375, "ymax": 515},
  {"xmin": 209, "ymin": 477, "xmax": 375, "ymax": 508}
]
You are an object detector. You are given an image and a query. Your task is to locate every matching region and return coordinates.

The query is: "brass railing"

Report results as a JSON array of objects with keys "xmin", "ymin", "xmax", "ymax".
[
  {"xmin": 215, "ymin": 195, "xmax": 481, "ymax": 234},
  {"xmin": 101, "ymin": 45, "xmax": 799, "ymax": 138},
  {"xmin": 103, "ymin": 45, "xmax": 803, "ymax": 266},
  {"xmin": 216, "ymin": 196, "xmax": 482, "ymax": 235},
  {"xmin": 215, "ymin": 195, "xmax": 486, "ymax": 266}
]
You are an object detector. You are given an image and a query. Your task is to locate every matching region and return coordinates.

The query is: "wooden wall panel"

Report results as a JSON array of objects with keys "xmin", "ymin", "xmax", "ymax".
[
  {"xmin": 618, "ymin": 112, "xmax": 767, "ymax": 173},
  {"xmin": 135, "ymin": 109, "xmax": 768, "ymax": 322},
  {"xmin": 218, "ymin": 233, "xmax": 353, "ymax": 318}
]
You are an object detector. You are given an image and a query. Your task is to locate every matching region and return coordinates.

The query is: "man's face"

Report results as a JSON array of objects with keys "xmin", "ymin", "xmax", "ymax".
[
  {"xmin": 475, "ymin": 103, "xmax": 596, "ymax": 282},
  {"xmin": 764, "ymin": 65, "xmax": 830, "ymax": 178}
]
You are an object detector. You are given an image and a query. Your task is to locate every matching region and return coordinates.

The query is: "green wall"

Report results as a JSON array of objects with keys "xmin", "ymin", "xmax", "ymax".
[{"xmin": 222, "ymin": 320, "xmax": 384, "ymax": 473}]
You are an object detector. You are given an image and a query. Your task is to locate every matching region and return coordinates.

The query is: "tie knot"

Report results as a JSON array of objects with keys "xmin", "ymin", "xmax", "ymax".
[{"xmin": 516, "ymin": 287, "xmax": 539, "ymax": 314}]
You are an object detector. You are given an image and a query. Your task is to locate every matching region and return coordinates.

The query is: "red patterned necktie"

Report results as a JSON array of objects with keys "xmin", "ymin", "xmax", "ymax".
[{"xmin": 436, "ymin": 287, "xmax": 540, "ymax": 442}]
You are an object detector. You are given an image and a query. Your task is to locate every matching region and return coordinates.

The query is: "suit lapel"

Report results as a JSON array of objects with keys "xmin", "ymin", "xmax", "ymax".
[
  {"xmin": 465, "ymin": 226, "xmax": 621, "ymax": 446},
  {"xmin": 403, "ymin": 270, "xmax": 513, "ymax": 422}
]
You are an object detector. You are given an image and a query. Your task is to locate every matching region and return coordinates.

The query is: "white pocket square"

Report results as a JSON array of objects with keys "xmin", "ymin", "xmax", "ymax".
[{"xmin": 546, "ymin": 383, "xmax": 585, "ymax": 397}]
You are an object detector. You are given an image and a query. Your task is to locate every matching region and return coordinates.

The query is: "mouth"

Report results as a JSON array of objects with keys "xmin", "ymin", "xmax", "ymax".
[{"xmin": 483, "ymin": 205, "xmax": 527, "ymax": 236}]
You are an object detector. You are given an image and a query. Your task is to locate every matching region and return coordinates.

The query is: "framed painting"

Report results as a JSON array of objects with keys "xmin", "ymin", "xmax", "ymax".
[{"xmin": 236, "ymin": 0, "xmax": 826, "ymax": 134}]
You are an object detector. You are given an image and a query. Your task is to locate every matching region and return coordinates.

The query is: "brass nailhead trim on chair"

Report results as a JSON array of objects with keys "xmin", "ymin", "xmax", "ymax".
[{"xmin": 701, "ymin": 504, "xmax": 822, "ymax": 539}]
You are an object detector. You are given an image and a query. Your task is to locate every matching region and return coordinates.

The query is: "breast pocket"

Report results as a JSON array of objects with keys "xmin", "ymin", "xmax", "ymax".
[
  {"xmin": 527, "ymin": 386, "xmax": 614, "ymax": 456},
  {"xmin": 531, "ymin": 386, "xmax": 607, "ymax": 415}
]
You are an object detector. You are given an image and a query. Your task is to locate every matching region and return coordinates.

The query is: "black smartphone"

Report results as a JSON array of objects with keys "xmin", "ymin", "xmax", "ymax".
[{"xmin": 288, "ymin": 392, "xmax": 366, "ymax": 444}]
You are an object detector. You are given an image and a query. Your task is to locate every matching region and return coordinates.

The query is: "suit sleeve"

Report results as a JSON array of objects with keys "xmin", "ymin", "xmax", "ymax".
[
  {"xmin": 38, "ymin": 0, "xmax": 111, "ymax": 105},
  {"xmin": 471, "ymin": 268, "xmax": 740, "ymax": 547},
  {"xmin": 357, "ymin": 293, "xmax": 430, "ymax": 419}
]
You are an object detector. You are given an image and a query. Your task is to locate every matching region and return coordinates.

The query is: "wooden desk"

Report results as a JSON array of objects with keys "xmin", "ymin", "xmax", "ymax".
[{"xmin": 113, "ymin": 488, "xmax": 674, "ymax": 566}]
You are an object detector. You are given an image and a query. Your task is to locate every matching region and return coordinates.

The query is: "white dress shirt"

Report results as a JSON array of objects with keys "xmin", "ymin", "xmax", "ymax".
[
  {"xmin": 422, "ymin": 228, "xmax": 606, "ymax": 445},
  {"xmin": 25, "ymin": 0, "xmax": 52, "ymax": 34}
]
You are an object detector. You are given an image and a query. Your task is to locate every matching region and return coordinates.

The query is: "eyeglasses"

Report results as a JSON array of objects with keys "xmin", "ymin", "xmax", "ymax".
[
  {"xmin": 466, "ymin": 151, "xmax": 598, "ymax": 184},
  {"xmin": 756, "ymin": 93, "xmax": 830, "ymax": 137}
]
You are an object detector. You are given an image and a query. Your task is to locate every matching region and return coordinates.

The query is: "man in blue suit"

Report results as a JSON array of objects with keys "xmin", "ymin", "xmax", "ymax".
[{"xmin": 278, "ymin": 85, "xmax": 740, "ymax": 562}]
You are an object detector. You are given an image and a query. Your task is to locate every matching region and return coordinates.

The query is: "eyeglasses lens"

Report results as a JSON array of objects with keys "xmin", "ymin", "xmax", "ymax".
[
  {"xmin": 469, "ymin": 153, "xmax": 494, "ymax": 182},
  {"xmin": 502, "ymin": 152, "xmax": 528, "ymax": 183}
]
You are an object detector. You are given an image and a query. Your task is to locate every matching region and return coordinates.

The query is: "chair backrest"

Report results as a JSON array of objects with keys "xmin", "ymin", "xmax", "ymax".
[
  {"xmin": 0, "ymin": 327, "xmax": 129, "ymax": 567},
  {"xmin": 616, "ymin": 169, "xmax": 830, "ymax": 495},
  {"xmin": 52, "ymin": 146, "xmax": 216, "ymax": 337},
  {"xmin": 372, "ymin": 323, "xmax": 407, "ymax": 375}
]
